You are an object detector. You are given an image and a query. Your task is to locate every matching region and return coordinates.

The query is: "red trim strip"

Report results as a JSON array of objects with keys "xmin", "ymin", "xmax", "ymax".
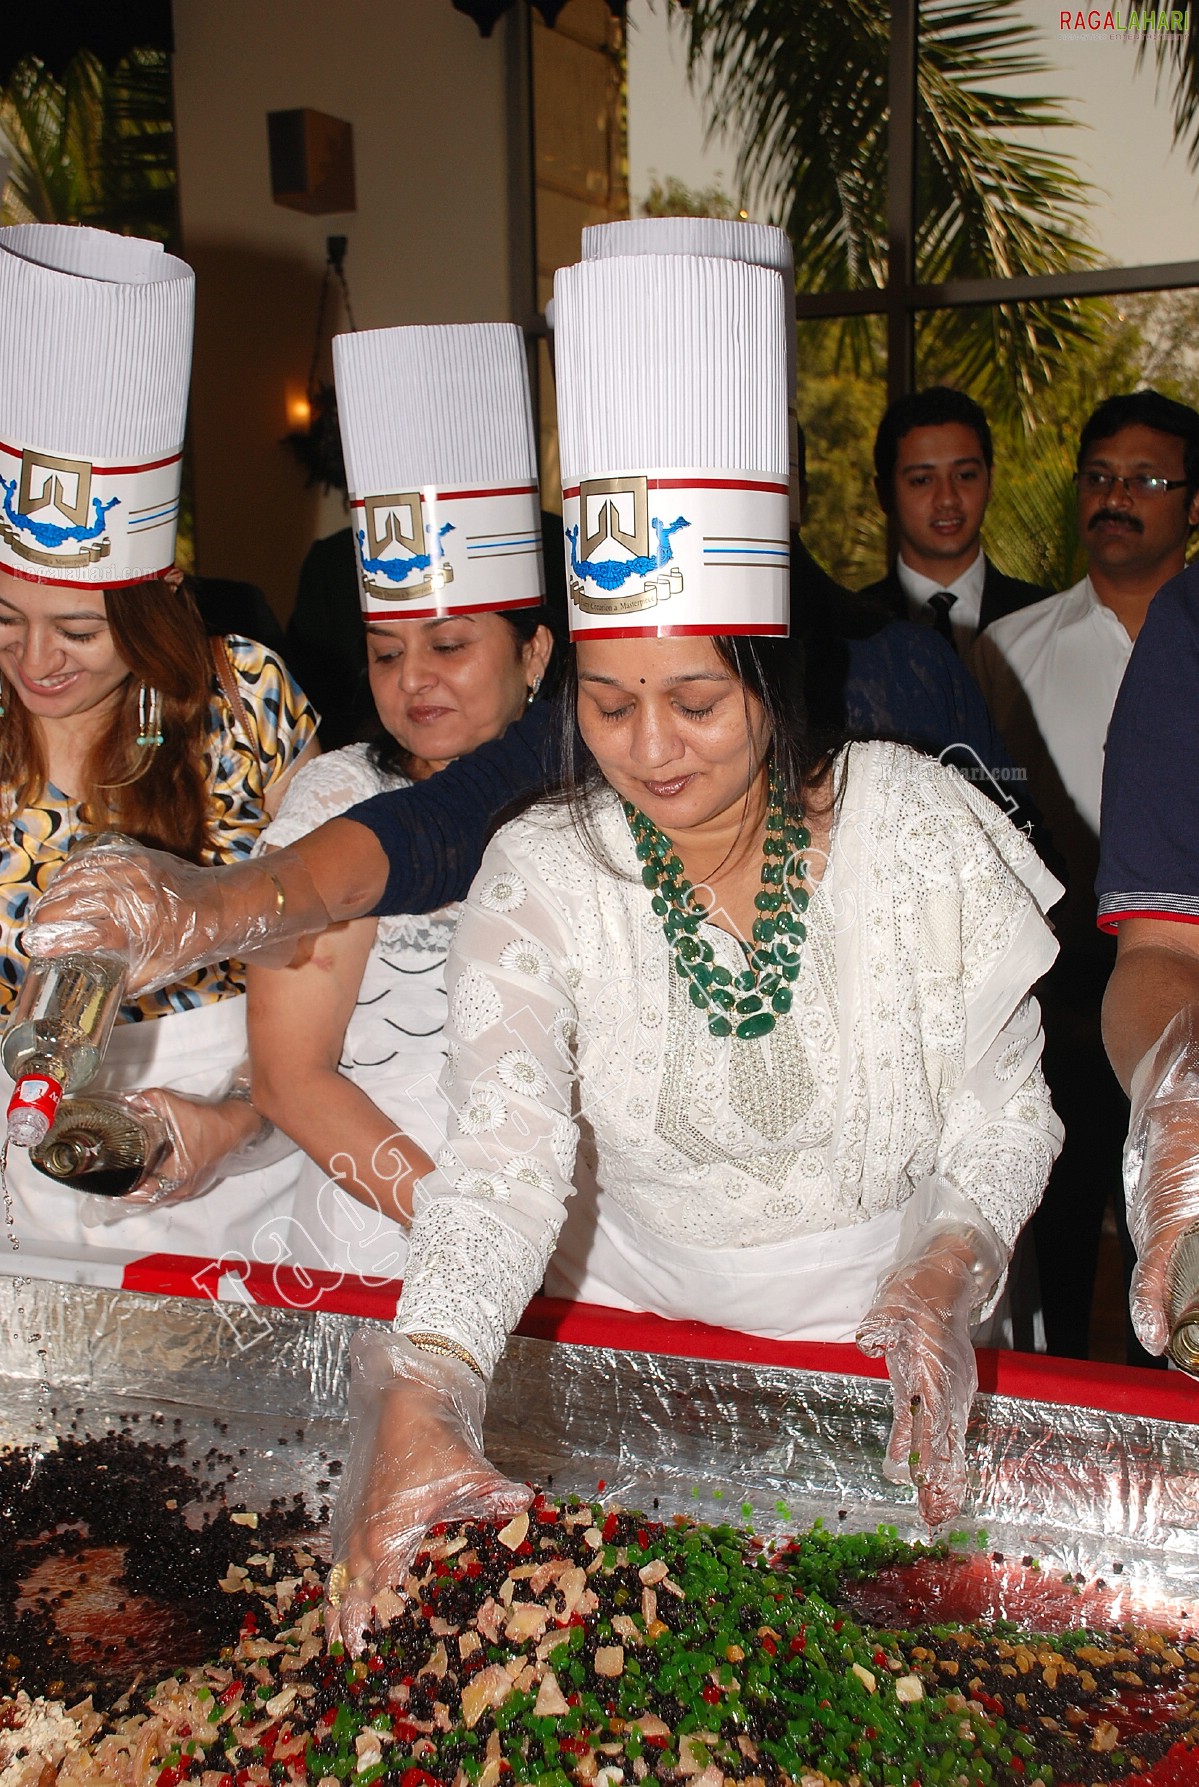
[
  {"xmin": 1098, "ymin": 908, "xmax": 1199, "ymax": 934},
  {"xmin": 363, "ymin": 595, "xmax": 542, "ymax": 622},
  {"xmin": 0, "ymin": 439, "xmax": 181, "ymax": 475},
  {"xmin": 0, "ymin": 558, "xmax": 173, "ymax": 590},
  {"xmin": 117, "ymin": 1258, "xmax": 1199, "ymax": 1424},
  {"xmin": 562, "ymin": 476, "xmax": 788, "ymax": 500},
  {"xmin": 569, "ymin": 623, "xmax": 789, "ymax": 640},
  {"xmin": 350, "ymin": 484, "xmax": 537, "ymax": 509}
]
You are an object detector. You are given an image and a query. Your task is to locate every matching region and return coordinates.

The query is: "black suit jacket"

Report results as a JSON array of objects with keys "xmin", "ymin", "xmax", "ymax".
[{"xmin": 858, "ymin": 556, "xmax": 1048, "ymax": 635}]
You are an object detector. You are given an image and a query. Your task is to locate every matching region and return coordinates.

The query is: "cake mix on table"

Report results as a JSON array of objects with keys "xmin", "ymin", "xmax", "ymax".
[{"xmin": 2, "ymin": 1435, "xmax": 1198, "ymax": 1787}]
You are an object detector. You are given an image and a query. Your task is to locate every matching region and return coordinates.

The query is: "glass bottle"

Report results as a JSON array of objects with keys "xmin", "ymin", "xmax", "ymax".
[
  {"xmin": 1167, "ymin": 1226, "xmax": 1199, "ymax": 1375},
  {"xmin": 2, "ymin": 952, "xmax": 127, "ymax": 1146},
  {"xmin": 29, "ymin": 1095, "xmax": 168, "ymax": 1197}
]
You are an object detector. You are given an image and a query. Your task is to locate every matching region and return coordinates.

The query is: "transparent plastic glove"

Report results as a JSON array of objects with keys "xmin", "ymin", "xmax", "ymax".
[
  {"xmin": 1123, "ymin": 1004, "xmax": 1199, "ymax": 1356},
  {"xmin": 79, "ymin": 1071, "xmax": 294, "ymax": 1225},
  {"xmin": 857, "ymin": 1178, "xmax": 1007, "ymax": 1527},
  {"xmin": 326, "ymin": 1331, "xmax": 531, "ymax": 1655},
  {"xmin": 25, "ymin": 837, "xmax": 332, "ymax": 996}
]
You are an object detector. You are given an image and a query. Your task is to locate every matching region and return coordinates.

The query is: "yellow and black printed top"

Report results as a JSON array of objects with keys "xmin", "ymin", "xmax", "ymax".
[{"xmin": 0, "ymin": 636, "xmax": 318, "ymax": 1024}]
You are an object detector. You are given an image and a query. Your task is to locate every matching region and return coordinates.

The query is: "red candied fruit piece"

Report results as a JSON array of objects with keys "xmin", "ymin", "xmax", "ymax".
[
  {"xmin": 559, "ymin": 1739, "xmax": 590, "ymax": 1756},
  {"xmin": 789, "ymin": 1632, "xmax": 807, "ymax": 1655},
  {"xmin": 701, "ymin": 1686, "xmax": 722, "ymax": 1705},
  {"xmin": 636, "ymin": 1531, "xmax": 650, "ymax": 1550},
  {"xmin": 367, "ymin": 1656, "xmax": 384, "ymax": 1674},
  {"xmin": 156, "ymin": 1767, "xmax": 188, "ymax": 1787},
  {"xmin": 518, "ymin": 1539, "xmax": 534, "ymax": 1555},
  {"xmin": 596, "ymin": 1481, "xmax": 607, "ymax": 1493},
  {"xmin": 242, "ymin": 1614, "xmax": 258, "ymax": 1634},
  {"xmin": 535, "ymin": 1507, "xmax": 560, "ymax": 1524},
  {"xmin": 644, "ymin": 1735, "xmax": 669, "ymax": 1749},
  {"xmin": 761, "ymin": 1637, "xmax": 777, "ymax": 1655},
  {"xmin": 393, "ymin": 1719, "xmax": 419, "ymax": 1743},
  {"xmin": 217, "ymin": 1682, "xmax": 244, "ymax": 1708},
  {"xmin": 601, "ymin": 1514, "xmax": 620, "ymax": 1542}
]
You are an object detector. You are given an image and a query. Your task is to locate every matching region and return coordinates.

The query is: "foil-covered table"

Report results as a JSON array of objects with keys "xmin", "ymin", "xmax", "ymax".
[{"xmin": 0, "ymin": 1275, "xmax": 1196, "ymax": 1620}]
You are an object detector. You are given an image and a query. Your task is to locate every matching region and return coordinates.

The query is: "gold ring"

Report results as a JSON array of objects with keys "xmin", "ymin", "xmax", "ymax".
[{"xmin": 327, "ymin": 1560, "xmax": 350, "ymax": 1608}]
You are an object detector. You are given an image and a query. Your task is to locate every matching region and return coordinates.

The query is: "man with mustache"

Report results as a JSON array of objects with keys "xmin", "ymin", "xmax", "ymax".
[{"xmin": 975, "ymin": 389, "xmax": 1199, "ymax": 1362}]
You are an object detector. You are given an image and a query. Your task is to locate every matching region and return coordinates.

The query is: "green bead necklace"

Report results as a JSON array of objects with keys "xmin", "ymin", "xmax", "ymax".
[{"xmin": 623, "ymin": 767, "xmax": 811, "ymax": 1041}]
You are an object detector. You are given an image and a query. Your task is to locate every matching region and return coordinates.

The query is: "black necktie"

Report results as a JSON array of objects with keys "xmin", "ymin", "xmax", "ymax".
[{"xmin": 927, "ymin": 590, "xmax": 958, "ymax": 653}]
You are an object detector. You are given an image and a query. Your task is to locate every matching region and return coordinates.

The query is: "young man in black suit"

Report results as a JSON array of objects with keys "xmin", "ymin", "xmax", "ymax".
[{"xmin": 858, "ymin": 386, "xmax": 1047, "ymax": 651}]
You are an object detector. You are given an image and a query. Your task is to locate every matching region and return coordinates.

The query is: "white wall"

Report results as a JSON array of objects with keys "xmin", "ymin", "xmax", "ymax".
[{"xmin": 172, "ymin": 0, "xmax": 521, "ymax": 620}]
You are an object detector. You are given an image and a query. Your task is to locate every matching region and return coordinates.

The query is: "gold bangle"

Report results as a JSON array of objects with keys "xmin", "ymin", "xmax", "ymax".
[{"xmin": 404, "ymin": 1330, "xmax": 484, "ymax": 1378}]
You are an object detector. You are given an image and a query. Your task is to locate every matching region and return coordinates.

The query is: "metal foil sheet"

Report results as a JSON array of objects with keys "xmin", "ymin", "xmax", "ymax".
[{"xmin": 1, "ymin": 1275, "xmax": 1197, "ymax": 1621}]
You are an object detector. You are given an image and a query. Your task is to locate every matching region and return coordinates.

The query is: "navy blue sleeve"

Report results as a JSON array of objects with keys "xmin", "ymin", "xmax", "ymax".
[
  {"xmin": 346, "ymin": 700, "xmax": 558, "ymax": 916},
  {"xmin": 843, "ymin": 623, "xmax": 1036, "ymax": 830},
  {"xmin": 1097, "ymin": 563, "xmax": 1199, "ymax": 931}
]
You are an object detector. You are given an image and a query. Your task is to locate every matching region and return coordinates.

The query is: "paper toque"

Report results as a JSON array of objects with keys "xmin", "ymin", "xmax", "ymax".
[
  {"xmin": 334, "ymin": 322, "xmax": 544, "ymax": 621},
  {"xmin": 0, "ymin": 224, "xmax": 194, "ymax": 587},
  {"xmin": 582, "ymin": 217, "xmax": 801, "ymax": 521},
  {"xmin": 554, "ymin": 252, "xmax": 790, "ymax": 638}
]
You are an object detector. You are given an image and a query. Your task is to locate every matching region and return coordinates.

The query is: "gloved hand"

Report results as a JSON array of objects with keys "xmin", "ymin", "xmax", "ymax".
[
  {"xmin": 857, "ymin": 1178, "xmax": 1007, "ymax": 1527},
  {"xmin": 78, "ymin": 1069, "xmax": 296, "ymax": 1223},
  {"xmin": 1123, "ymin": 1005, "xmax": 1199, "ymax": 1357},
  {"xmin": 327, "ymin": 1331, "xmax": 531, "ymax": 1655},
  {"xmin": 25, "ymin": 836, "xmax": 332, "ymax": 996}
]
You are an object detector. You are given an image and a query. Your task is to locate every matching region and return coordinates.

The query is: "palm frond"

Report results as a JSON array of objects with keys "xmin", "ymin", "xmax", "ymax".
[{"xmin": 680, "ymin": 0, "xmax": 1101, "ymax": 420}]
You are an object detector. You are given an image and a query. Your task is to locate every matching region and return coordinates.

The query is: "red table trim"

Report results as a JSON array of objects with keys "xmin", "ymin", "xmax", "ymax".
[{"xmin": 120, "ymin": 1255, "xmax": 1199, "ymax": 1425}]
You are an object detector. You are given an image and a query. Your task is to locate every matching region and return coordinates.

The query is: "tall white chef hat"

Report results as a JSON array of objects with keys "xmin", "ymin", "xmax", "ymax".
[
  {"xmin": 554, "ymin": 252, "xmax": 790, "ymax": 639},
  {"xmin": 581, "ymin": 217, "xmax": 801, "ymax": 522},
  {"xmin": 0, "ymin": 225, "xmax": 194, "ymax": 587},
  {"xmin": 333, "ymin": 322, "xmax": 544, "ymax": 621}
]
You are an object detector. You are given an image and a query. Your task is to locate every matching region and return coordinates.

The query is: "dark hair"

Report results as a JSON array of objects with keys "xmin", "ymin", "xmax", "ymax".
[
  {"xmin": 1077, "ymin": 389, "xmax": 1199, "ymax": 496},
  {"xmin": 0, "ymin": 577, "xmax": 214, "ymax": 860},
  {"xmin": 366, "ymin": 605, "xmax": 557, "ymax": 780},
  {"xmin": 548, "ymin": 634, "xmax": 838, "ymax": 877},
  {"xmin": 873, "ymin": 386, "xmax": 993, "ymax": 503}
]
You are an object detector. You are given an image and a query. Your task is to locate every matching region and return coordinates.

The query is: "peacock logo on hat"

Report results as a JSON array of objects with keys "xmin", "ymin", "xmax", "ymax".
[
  {"xmin": 0, "ymin": 449, "xmax": 118, "ymax": 569},
  {"xmin": 358, "ymin": 488, "xmax": 456, "ymax": 601},
  {"xmin": 566, "ymin": 473, "xmax": 689, "ymax": 615}
]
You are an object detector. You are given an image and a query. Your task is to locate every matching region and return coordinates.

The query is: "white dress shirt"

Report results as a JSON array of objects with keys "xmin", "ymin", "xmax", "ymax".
[
  {"xmin": 973, "ymin": 576, "xmax": 1133, "ymax": 941},
  {"xmin": 896, "ymin": 548, "xmax": 987, "ymax": 650}
]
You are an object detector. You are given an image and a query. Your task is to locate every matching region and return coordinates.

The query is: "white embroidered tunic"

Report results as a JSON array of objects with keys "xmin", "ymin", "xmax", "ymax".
[
  {"xmin": 398, "ymin": 741, "xmax": 1064, "ymax": 1372},
  {"xmin": 260, "ymin": 744, "xmax": 457, "ymax": 1275}
]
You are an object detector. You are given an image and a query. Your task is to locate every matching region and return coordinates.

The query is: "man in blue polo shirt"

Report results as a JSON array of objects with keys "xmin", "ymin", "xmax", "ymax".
[{"xmin": 1099, "ymin": 558, "xmax": 1199, "ymax": 1363}]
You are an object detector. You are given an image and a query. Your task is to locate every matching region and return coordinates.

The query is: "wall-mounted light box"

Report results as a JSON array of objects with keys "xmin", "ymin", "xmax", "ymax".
[{"xmin": 267, "ymin": 108, "xmax": 356, "ymax": 215}]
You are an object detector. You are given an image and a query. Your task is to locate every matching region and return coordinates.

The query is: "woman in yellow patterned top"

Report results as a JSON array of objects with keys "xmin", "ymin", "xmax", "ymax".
[
  {"xmin": 0, "ymin": 568, "xmax": 318, "ymax": 1274},
  {"xmin": 0, "ymin": 220, "xmax": 317, "ymax": 1283}
]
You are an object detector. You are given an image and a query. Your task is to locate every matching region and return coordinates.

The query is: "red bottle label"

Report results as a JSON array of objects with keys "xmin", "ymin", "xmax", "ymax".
[{"xmin": 8, "ymin": 1074, "xmax": 63, "ymax": 1130}]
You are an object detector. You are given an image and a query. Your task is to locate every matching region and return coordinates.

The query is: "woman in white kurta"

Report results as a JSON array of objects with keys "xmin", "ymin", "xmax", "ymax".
[
  {"xmin": 322, "ymin": 627, "xmax": 1063, "ymax": 1649},
  {"xmin": 407, "ymin": 733, "xmax": 1060, "ymax": 1350}
]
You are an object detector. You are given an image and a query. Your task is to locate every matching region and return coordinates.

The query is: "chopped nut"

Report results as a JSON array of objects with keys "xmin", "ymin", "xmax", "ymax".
[
  {"xmin": 534, "ymin": 1671, "xmax": 569, "ymax": 1717},
  {"xmin": 594, "ymin": 1646, "xmax": 625, "ymax": 1678},
  {"xmin": 725, "ymin": 1644, "xmax": 745, "ymax": 1663},
  {"xmin": 894, "ymin": 1675, "xmax": 924, "ymax": 1704},
  {"xmin": 418, "ymin": 1642, "xmax": 448, "ymax": 1681},
  {"xmin": 850, "ymin": 1664, "xmax": 876, "ymax": 1694},
  {"xmin": 231, "ymin": 1512, "xmax": 259, "ymax": 1529},
  {"xmin": 638, "ymin": 1559, "xmax": 669, "ymax": 1585},
  {"xmin": 505, "ymin": 1602, "xmax": 548, "ymax": 1643},
  {"xmin": 461, "ymin": 1665, "xmax": 515, "ymax": 1729},
  {"xmin": 458, "ymin": 1631, "xmax": 481, "ymax": 1660},
  {"xmin": 497, "ymin": 1511, "xmax": 530, "ymax": 1551}
]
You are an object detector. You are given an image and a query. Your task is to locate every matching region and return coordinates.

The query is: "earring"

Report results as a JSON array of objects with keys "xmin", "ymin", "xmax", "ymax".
[
  {"xmin": 136, "ymin": 683, "xmax": 164, "ymax": 748},
  {"xmin": 526, "ymin": 673, "xmax": 543, "ymax": 707}
]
